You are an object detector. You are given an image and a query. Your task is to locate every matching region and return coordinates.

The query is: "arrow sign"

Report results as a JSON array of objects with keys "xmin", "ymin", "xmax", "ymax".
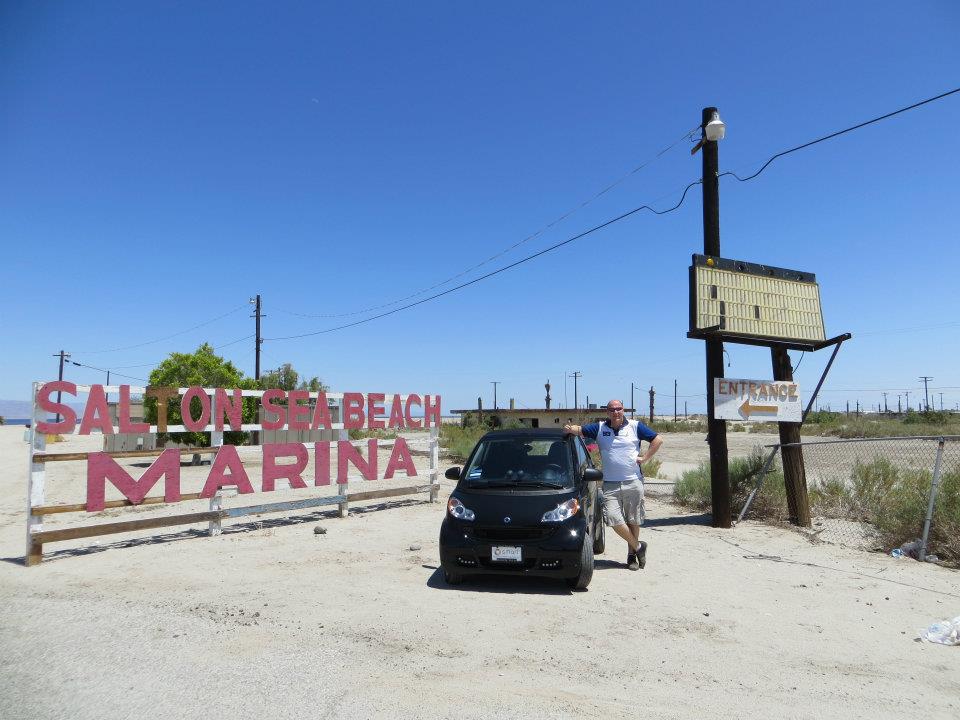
[
  {"xmin": 713, "ymin": 378, "xmax": 803, "ymax": 422},
  {"xmin": 739, "ymin": 398, "xmax": 778, "ymax": 418}
]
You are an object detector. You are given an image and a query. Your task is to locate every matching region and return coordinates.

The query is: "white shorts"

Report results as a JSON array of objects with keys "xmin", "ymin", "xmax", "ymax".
[{"xmin": 601, "ymin": 479, "xmax": 645, "ymax": 526}]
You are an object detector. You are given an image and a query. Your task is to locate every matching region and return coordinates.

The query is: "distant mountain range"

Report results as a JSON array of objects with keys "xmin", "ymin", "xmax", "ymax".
[{"xmin": 0, "ymin": 399, "xmax": 86, "ymax": 420}]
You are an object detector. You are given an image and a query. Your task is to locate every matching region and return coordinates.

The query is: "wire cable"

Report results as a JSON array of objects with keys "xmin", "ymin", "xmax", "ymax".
[
  {"xmin": 72, "ymin": 304, "xmax": 248, "ymax": 354},
  {"xmin": 273, "ymin": 127, "xmax": 700, "ymax": 320},
  {"xmin": 265, "ymin": 179, "xmax": 703, "ymax": 341},
  {"xmin": 70, "ymin": 360, "xmax": 149, "ymax": 384},
  {"xmin": 719, "ymin": 86, "xmax": 960, "ymax": 184}
]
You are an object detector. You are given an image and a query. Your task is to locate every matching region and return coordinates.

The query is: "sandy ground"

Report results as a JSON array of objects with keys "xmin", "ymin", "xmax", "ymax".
[{"xmin": 1, "ymin": 426, "xmax": 959, "ymax": 720}]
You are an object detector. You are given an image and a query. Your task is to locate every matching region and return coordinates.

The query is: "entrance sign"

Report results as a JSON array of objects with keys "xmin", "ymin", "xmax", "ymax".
[
  {"xmin": 713, "ymin": 378, "xmax": 802, "ymax": 422},
  {"xmin": 689, "ymin": 254, "xmax": 825, "ymax": 344}
]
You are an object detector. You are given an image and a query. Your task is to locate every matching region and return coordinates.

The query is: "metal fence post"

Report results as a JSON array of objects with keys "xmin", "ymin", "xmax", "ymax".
[
  {"xmin": 919, "ymin": 437, "xmax": 946, "ymax": 562},
  {"xmin": 735, "ymin": 445, "xmax": 780, "ymax": 525}
]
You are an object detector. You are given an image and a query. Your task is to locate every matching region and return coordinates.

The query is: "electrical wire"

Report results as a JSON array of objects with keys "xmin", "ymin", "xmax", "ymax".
[
  {"xmin": 272, "ymin": 127, "xmax": 700, "ymax": 320},
  {"xmin": 70, "ymin": 360, "xmax": 149, "ymax": 384},
  {"xmin": 265, "ymin": 179, "xmax": 703, "ymax": 341},
  {"xmin": 72, "ymin": 304, "xmax": 248, "ymax": 354},
  {"xmin": 719, "ymin": 86, "xmax": 960, "ymax": 184}
]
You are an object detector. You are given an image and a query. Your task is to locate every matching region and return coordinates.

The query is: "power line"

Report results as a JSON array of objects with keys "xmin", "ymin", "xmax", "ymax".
[
  {"xmin": 719, "ymin": 86, "xmax": 960, "ymax": 184},
  {"xmin": 72, "ymin": 304, "xmax": 248, "ymax": 354},
  {"xmin": 267, "ymin": 87, "xmax": 960, "ymax": 342},
  {"xmin": 272, "ymin": 128, "xmax": 700, "ymax": 321},
  {"xmin": 265, "ymin": 180, "xmax": 702, "ymax": 341}
]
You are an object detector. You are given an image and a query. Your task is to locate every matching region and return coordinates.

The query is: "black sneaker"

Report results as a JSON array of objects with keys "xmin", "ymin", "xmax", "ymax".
[
  {"xmin": 627, "ymin": 548, "xmax": 640, "ymax": 571},
  {"xmin": 636, "ymin": 541, "xmax": 648, "ymax": 569}
]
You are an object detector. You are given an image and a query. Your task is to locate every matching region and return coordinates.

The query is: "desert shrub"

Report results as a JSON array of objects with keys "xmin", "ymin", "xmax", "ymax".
[
  {"xmin": 673, "ymin": 447, "xmax": 786, "ymax": 521},
  {"xmin": 440, "ymin": 422, "xmax": 489, "ymax": 462},
  {"xmin": 649, "ymin": 419, "xmax": 707, "ymax": 434},
  {"xmin": 348, "ymin": 428, "xmax": 399, "ymax": 441},
  {"xmin": 0, "ymin": 415, "xmax": 5, "ymax": 425}
]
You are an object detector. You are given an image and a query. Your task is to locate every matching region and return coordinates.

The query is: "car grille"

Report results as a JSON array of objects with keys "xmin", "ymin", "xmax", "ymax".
[{"xmin": 471, "ymin": 526, "xmax": 555, "ymax": 542}]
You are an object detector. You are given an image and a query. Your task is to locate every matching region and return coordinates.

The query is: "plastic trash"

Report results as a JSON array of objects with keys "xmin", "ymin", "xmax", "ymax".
[
  {"xmin": 890, "ymin": 548, "xmax": 905, "ymax": 558},
  {"xmin": 921, "ymin": 617, "xmax": 960, "ymax": 646},
  {"xmin": 899, "ymin": 539, "xmax": 922, "ymax": 559}
]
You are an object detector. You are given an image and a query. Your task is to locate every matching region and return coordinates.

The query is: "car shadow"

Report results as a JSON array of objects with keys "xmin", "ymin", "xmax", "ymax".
[
  {"xmin": 644, "ymin": 512, "xmax": 713, "ymax": 527},
  {"xmin": 424, "ymin": 566, "xmax": 577, "ymax": 595}
]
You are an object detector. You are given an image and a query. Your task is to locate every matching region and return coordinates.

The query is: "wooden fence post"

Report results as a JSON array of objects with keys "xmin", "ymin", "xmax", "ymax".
[
  {"xmin": 429, "ymin": 426, "xmax": 440, "ymax": 502},
  {"xmin": 25, "ymin": 382, "xmax": 47, "ymax": 566}
]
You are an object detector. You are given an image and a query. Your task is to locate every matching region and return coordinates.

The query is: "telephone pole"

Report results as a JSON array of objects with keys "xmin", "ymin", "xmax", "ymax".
[
  {"xmin": 250, "ymin": 295, "xmax": 263, "ymax": 381},
  {"xmin": 699, "ymin": 106, "xmax": 731, "ymax": 529},
  {"xmin": 52, "ymin": 350, "xmax": 71, "ymax": 424},
  {"xmin": 571, "ymin": 371, "xmax": 582, "ymax": 409},
  {"xmin": 674, "ymin": 379, "xmax": 678, "ymax": 422},
  {"xmin": 882, "ymin": 392, "xmax": 888, "ymax": 413},
  {"xmin": 491, "ymin": 381, "xmax": 500, "ymax": 410},
  {"xmin": 919, "ymin": 376, "xmax": 933, "ymax": 411},
  {"xmin": 630, "ymin": 383, "xmax": 635, "ymax": 419},
  {"xmin": 648, "ymin": 386, "xmax": 655, "ymax": 424}
]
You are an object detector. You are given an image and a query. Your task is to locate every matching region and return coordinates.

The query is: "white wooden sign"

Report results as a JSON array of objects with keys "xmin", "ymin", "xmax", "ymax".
[{"xmin": 713, "ymin": 378, "xmax": 802, "ymax": 422}]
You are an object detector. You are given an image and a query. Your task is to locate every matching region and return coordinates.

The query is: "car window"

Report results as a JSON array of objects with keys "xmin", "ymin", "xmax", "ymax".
[
  {"xmin": 574, "ymin": 437, "xmax": 589, "ymax": 469},
  {"xmin": 464, "ymin": 438, "xmax": 574, "ymax": 488}
]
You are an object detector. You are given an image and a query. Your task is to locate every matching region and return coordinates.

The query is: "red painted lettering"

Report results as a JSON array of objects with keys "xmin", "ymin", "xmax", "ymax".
[
  {"xmin": 36, "ymin": 381, "xmax": 78, "ymax": 434},
  {"xmin": 424, "ymin": 394, "xmax": 441, "ymax": 428},
  {"xmin": 201, "ymin": 445, "xmax": 254, "ymax": 497},
  {"xmin": 86, "ymin": 449, "xmax": 181, "ymax": 511},
  {"xmin": 404, "ymin": 394, "xmax": 422, "ymax": 429},
  {"xmin": 315, "ymin": 441, "xmax": 331, "ymax": 486},
  {"xmin": 287, "ymin": 390, "xmax": 310, "ymax": 430},
  {"xmin": 261, "ymin": 389, "xmax": 287, "ymax": 430},
  {"xmin": 79, "ymin": 385, "xmax": 113, "ymax": 435},
  {"xmin": 119, "ymin": 385, "xmax": 149, "ymax": 433},
  {"xmin": 214, "ymin": 388, "xmax": 243, "ymax": 431},
  {"xmin": 367, "ymin": 393, "xmax": 386, "ymax": 430},
  {"xmin": 387, "ymin": 395, "xmax": 406, "ymax": 429},
  {"xmin": 384, "ymin": 437, "xmax": 417, "ymax": 479},
  {"xmin": 310, "ymin": 392, "xmax": 332, "ymax": 429},
  {"xmin": 343, "ymin": 392, "xmax": 366, "ymax": 429},
  {"xmin": 262, "ymin": 443, "xmax": 309, "ymax": 491},
  {"xmin": 181, "ymin": 386, "xmax": 211, "ymax": 432},
  {"xmin": 338, "ymin": 439, "xmax": 377, "ymax": 482}
]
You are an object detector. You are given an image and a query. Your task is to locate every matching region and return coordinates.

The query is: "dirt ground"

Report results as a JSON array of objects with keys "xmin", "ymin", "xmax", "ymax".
[{"xmin": 1, "ymin": 426, "xmax": 958, "ymax": 720}]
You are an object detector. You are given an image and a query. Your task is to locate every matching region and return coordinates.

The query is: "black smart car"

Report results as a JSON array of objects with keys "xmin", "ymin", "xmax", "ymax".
[{"xmin": 439, "ymin": 429, "xmax": 605, "ymax": 589}]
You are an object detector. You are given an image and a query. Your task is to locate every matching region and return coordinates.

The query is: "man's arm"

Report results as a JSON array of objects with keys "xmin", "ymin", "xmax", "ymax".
[{"xmin": 638, "ymin": 434, "xmax": 663, "ymax": 465}]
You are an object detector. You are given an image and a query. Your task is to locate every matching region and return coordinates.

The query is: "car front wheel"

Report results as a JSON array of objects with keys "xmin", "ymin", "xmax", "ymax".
[
  {"xmin": 443, "ymin": 566, "xmax": 464, "ymax": 586},
  {"xmin": 566, "ymin": 537, "xmax": 594, "ymax": 590}
]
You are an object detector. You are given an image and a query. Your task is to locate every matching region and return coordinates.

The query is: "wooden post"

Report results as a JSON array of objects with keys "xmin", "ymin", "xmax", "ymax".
[
  {"xmin": 25, "ymin": 382, "xmax": 47, "ymax": 566},
  {"xmin": 771, "ymin": 347, "xmax": 811, "ymax": 526},
  {"xmin": 648, "ymin": 386, "xmax": 655, "ymax": 423},
  {"xmin": 208, "ymin": 391, "xmax": 224, "ymax": 535},
  {"xmin": 429, "ymin": 426, "xmax": 440, "ymax": 502},
  {"xmin": 337, "ymin": 396, "xmax": 349, "ymax": 518}
]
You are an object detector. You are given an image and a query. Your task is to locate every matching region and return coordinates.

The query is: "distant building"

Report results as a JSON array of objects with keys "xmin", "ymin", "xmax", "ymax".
[{"xmin": 451, "ymin": 407, "xmax": 637, "ymax": 429}]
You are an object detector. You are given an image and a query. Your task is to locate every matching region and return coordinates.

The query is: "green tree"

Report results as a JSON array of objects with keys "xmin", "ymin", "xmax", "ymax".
[
  {"xmin": 145, "ymin": 343, "xmax": 256, "ymax": 447},
  {"xmin": 259, "ymin": 362, "xmax": 328, "ymax": 393}
]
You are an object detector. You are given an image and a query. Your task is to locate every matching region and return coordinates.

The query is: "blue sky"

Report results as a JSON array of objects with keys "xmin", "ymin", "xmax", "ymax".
[{"xmin": 1, "ymin": 1, "xmax": 958, "ymax": 415}]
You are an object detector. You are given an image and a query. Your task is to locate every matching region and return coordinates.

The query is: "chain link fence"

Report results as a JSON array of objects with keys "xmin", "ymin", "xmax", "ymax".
[{"xmin": 738, "ymin": 436, "xmax": 960, "ymax": 564}]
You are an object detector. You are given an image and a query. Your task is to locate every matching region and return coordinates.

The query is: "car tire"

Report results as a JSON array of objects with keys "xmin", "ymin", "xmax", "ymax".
[
  {"xmin": 592, "ymin": 515, "xmax": 605, "ymax": 555},
  {"xmin": 443, "ymin": 567, "xmax": 464, "ymax": 586},
  {"xmin": 566, "ymin": 537, "xmax": 594, "ymax": 590}
]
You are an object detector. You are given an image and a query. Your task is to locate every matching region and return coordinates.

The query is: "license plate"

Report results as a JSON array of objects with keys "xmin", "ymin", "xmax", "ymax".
[{"xmin": 491, "ymin": 545, "xmax": 522, "ymax": 562}]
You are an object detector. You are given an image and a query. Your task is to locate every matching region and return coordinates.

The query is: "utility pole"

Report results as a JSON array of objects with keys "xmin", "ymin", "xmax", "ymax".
[
  {"xmin": 571, "ymin": 371, "xmax": 582, "ymax": 409},
  {"xmin": 648, "ymin": 386, "xmax": 655, "ymax": 424},
  {"xmin": 772, "ymin": 348, "xmax": 811, "ymax": 526},
  {"xmin": 897, "ymin": 395, "xmax": 902, "ymax": 414},
  {"xmin": 674, "ymin": 379, "xmax": 678, "ymax": 422},
  {"xmin": 250, "ymin": 295, "xmax": 263, "ymax": 445},
  {"xmin": 52, "ymin": 350, "xmax": 71, "ymax": 424},
  {"xmin": 630, "ymin": 382, "xmax": 635, "ymax": 419},
  {"xmin": 491, "ymin": 381, "xmax": 500, "ymax": 410},
  {"xmin": 939, "ymin": 392, "xmax": 944, "ymax": 411},
  {"xmin": 905, "ymin": 391, "xmax": 910, "ymax": 412},
  {"xmin": 700, "ymin": 105, "xmax": 731, "ymax": 529},
  {"xmin": 250, "ymin": 295, "xmax": 263, "ymax": 382},
  {"xmin": 919, "ymin": 376, "xmax": 933, "ymax": 412},
  {"xmin": 882, "ymin": 392, "xmax": 888, "ymax": 413},
  {"xmin": 684, "ymin": 401, "xmax": 688, "ymax": 419}
]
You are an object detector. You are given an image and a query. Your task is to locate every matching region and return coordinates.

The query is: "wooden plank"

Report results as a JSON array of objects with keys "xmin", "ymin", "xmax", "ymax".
[
  {"xmin": 347, "ymin": 485, "xmax": 432, "ymax": 502},
  {"xmin": 30, "ymin": 510, "xmax": 225, "ymax": 544},
  {"xmin": 35, "ymin": 446, "xmax": 220, "ymax": 463},
  {"xmin": 220, "ymin": 495, "xmax": 346, "ymax": 518},
  {"xmin": 33, "ymin": 492, "xmax": 206, "ymax": 516}
]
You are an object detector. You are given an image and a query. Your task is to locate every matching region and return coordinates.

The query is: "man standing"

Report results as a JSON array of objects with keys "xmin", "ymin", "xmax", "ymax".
[{"xmin": 564, "ymin": 400, "xmax": 662, "ymax": 571}]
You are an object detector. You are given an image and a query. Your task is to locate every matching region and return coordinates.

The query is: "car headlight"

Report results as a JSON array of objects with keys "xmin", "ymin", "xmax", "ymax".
[
  {"xmin": 541, "ymin": 498, "xmax": 580, "ymax": 523},
  {"xmin": 447, "ymin": 497, "xmax": 475, "ymax": 521}
]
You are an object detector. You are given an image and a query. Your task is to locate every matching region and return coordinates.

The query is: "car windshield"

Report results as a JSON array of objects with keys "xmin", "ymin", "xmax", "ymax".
[{"xmin": 463, "ymin": 438, "xmax": 573, "ymax": 489}]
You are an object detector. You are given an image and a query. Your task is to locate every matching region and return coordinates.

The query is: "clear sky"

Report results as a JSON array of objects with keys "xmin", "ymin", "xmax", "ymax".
[{"xmin": 2, "ymin": 1, "xmax": 958, "ymax": 415}]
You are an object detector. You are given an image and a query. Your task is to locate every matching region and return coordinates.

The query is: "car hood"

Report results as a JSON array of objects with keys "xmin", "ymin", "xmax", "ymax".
[{"xmin": 454, "ymin": 487, "xmax": 579, "ymax": 526}]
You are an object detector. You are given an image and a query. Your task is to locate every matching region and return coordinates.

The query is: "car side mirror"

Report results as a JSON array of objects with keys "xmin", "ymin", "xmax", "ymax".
[
  {"xmin": 444, "ymin": 466, "xmax": 462, "ymax": 480},
  {"xmin": 582, "ymin": 467, "xmax": 603, "ymax": 482}
]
